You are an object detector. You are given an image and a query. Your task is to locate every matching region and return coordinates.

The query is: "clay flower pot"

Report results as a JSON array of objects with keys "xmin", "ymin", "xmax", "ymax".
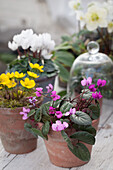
[
  {"xmin": 0, "ymin": 107, "xmax": 37, "ymax": 154},
  {"xmin": 43, "ymin": 119, "xmax": 99, "ymax": 168}
]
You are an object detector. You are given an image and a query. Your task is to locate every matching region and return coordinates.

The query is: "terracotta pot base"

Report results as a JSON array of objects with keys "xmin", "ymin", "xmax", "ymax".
[{"xmin": 1, "ymin": 137, "xmax": 37, "ymax": 154}]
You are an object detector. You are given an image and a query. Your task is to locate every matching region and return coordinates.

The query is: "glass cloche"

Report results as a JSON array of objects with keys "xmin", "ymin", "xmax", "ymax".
[{"xmin": 68, "ymin": 41, "xmax": 113, "ymax": 99}]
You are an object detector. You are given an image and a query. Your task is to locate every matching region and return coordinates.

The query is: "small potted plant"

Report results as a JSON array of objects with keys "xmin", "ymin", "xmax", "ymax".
[
  {"xmin": 23, "ymin": 77, "xmax": 106, "ymax": 168},
  {"xmin": 0, "ymin": 69, "xmax": 43, "ymax": 154},
  {"xmin": 7, "ymin": 29, "xmax": 58, "ymax": 98}
]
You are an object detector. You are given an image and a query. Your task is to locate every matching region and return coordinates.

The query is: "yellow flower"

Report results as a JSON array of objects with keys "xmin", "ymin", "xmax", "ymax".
[
  {"xmin": 29, "ymin": 63, "xmax": 44, "ymax": 72},
  {"xmin": 27, "ymin": 71, "xmax": 39, "ymax": 78},
  {"xmin": 0, "ymin": 73, "xmax": 10, "ymax": 85},
  {"xmin": 6, "ymin": 79, "xmax": 17, "ymax": 88},
  {"xmin": 0, "ymin": 86, "xmax": 2, "ymax": 89},
  {"xmin": 6, "ymin": 72, "xmax": 15, "ymax": 79},
  {"xmin": 20, "ymin": 78, "xmax": 35, "ymax": 89},
  {"xmin": 14, "ymin": 71, "xmax": 25, "ymax": 79}
]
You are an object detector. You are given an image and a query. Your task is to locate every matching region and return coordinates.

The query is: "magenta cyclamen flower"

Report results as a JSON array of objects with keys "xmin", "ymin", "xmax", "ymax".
[
  {"xmin": 20, "ymin": 107, "xmax": 30, "ymax": 120},
  {"xmin": 46, "ymin": 84, "xmax": 53, "ymax": 93},
  {"xmin": 81, "ymin": 77, "xmax": 92, "ymax": 86},
  {"xmin": 92, "ymin": 91, "xmax": 103, "ymax": 100},
  {"xmin": 35, "ymin": 87, "xmax": 43, "ymax": 97},
  {"xmin": 49, "ymin": 106, "xmax": 56, "ymax": 114},
  {"xmin": 51, "ymin": 91, "xmax": 60, "ymax": 101},
  {"xmin": 88, "ymin": 84, "xmax": 96, "ymax": 92},
  {"xmin": 65, "ymin": 108, "xmax": 76, "ymax": 116},
  {"xmin": 97, "ymin": 79, "xmax": 106, "ymax": 87},
  {"xmin": 52, "ymin": 120, "xmax": 69, "ymax": 131},
  {"xmin": 55, "ymin": 111, "xmax": 63, "ymax": 118}
]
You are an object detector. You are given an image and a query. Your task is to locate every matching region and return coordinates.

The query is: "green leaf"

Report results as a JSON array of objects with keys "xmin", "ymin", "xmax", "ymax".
[
  {"xmin": 70, "ymin": 131, "xmax": 95, "ymax": 145},
  {"xmin": 68, "ymin": 143, "xmax": 90, "ymax": 161},
  {"xmin": 55, "ymin": 51, "xmax": 74, "ymax": 67},
  {"xmin": 57, "ymin": 90, "xmax": 67, "ymax": 98},
  {"xmin": 72, "ymin": 124, "xmax": 96, "ymax": 136},
  {"xmin": 61, "ymin": 35, "xmax": 73, "ymax": 42},
  {"xmin": 70, "ymin": 111, "xmax": 92, "ymax": 126},
  {"xmin": 34, "ymin": 108, "xmax": 41, "ymax": 122},
  {"xmin": 61, "ymin": 131, "xmax": 73, "ymax": 149},
  {"xmin": 54, "ymin": 60, "xmax": 70, "ymax": 82},
  {"xmin": 60, "ymin": 102, "xmax": 73, "ymax": 113},
  {"xmin": 27, "ymin": 109, "xmax": 35, "ymax": 117},
  {"xmin": 42, "ymin": 121, "xmax": 50, "ymax": 136},
  {"xmin": 89, "ymin": 104, "xmax": 100, "ymax": 120},
  {"xmin": 31, "ymin": 128, "xmax": 46, "ymax": 139},
  {"xmin": 24, "ymin": 123, "xmax": 37, "ymax": 138}
]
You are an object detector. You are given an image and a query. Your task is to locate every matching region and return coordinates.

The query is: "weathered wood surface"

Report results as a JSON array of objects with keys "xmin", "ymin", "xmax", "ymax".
[{"xmin": 0, "ymin": 76, "xmax": 113, "ymax": 170}]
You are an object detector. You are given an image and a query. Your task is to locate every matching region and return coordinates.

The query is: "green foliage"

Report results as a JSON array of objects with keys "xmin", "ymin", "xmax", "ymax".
[
  {"xmin": 27, "ymin": 109, "xmax": 35, "ymax": 117},
  {"xmin": 70, "ymin": 111, "xmax": 92, "ymax": 126},
  {"xmin": 60, "ymin": 102, "xmax": 73, "ymax": 113},
  {"xmin": 42, "ymin": 121, "xmax": 50, "ymax": 137},
  {"xmin": 89, "ymin": 104, "xmax": 100, "ymax": 120},
  {"xmin": 70, "ymin": 131, "xmax": 95, "ymax": 145},
  {"xmin": 61, "ymin": 130, "xmax": 73, "ymax": 149},
  {"xmin": 68, "ymin": 143, "xmax": 90, "ymax": 161},
  {"xmin": 0, "ymin": 53, "xmax": 16, "ymax": 64}
]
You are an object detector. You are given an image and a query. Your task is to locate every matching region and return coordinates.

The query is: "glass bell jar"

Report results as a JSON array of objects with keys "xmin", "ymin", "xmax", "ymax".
[{"xmin": 68, "ymin": 41, "xmax": 113, "ymax": 99}]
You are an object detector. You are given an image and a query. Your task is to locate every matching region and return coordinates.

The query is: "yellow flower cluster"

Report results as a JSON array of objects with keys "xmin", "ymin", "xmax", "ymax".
[
  {"xmin": 20, "ymin": 78, "xmax": 35, "ymax": 89},
  {"xmin": 29, "ymin": 63, "xmax": 44, "ymax": 72},
  {"xmin": 27, "ymin": 71, "xmax": 39, "ymax": 78}
]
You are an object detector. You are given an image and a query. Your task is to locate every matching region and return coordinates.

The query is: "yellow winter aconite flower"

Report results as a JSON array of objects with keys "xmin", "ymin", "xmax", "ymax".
[
  {"xmin": 0, "ymin": 86, "xmax": 2, "ymax": 89},
  {"xmin": 29, "ymin": 63, "xmax": 44, "ymax": 72},
  {"xmin": 6, "ymin": 72, "xmax": 14, "ymax": 79},
  {"xmin": 6, "ymin": 79, "xmax": 17, "ymax": 88},
  {"xmin": 0, "ymin": 73, "xmax": 10, "ymax": 85},
  {"xmin": 20, "ymin": 78, "xmax": 35, "ymax": 89},
  {"xmin": 14, "ymin": 71, "xmax": 25, "ymax": 79},
  {"xmin": 27, "ymin": 71, "xmax": 39, "ymax": 78}
]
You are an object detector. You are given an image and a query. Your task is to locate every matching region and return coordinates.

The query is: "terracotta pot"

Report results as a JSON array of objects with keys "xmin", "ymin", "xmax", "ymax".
[
  {"xmin": 0, "ymin": 107, "xmax": 37, "ymax": 154},
  {"xmin": 43, "ymin": 119, "xmax": 99, "ymax": 168}
]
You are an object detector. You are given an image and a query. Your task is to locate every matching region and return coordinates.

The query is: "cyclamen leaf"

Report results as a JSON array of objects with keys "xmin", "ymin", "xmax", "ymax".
[
  {"xmin": 89, "ymin": 104, "xmax": 100, "ymax": 120},
  {"xmin": 24, "ymin": 123, "xmax": 37, "ymax": 138},
  {"xmin": 70, "ymin": 111, "xmax": 92, "ymax": 126},
  {"xmin": 60, "ymin": 102, "xmax": 73, "ymax": 113},
  {"xmin": 68, "ymin": 143, "xmax": 90, "ymax": 161},
  {"xmin": 61, "ymin": 131, "xmax": 73, "ymax": 149},
  {"xmin": 70, "ymin": 131, "xmax": 95, "ymax": 145},
  {"xmin": 27, "ymin": 109, "xmax": 35, "ymax": 117},
  {"xmin": 31, "ymin": 128, "xmax": 47, "ymax": 139},
  {"xmin": 42, "ymin": 121, "xmax": 50, "ymax": 136}
]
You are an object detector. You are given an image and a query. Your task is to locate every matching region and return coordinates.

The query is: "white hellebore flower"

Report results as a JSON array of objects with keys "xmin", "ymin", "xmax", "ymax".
[
  {"xmin": 103, "ymin": 1, "xmax": 113, "ymax": 22},
  {"xmin": 69, "ymin": 0, "xmax": 81, "ymax": 12},
  {"xmin": 76, "ymin": 11, "xmax": 86, "ymax": 28},
  {"xmin": 108, "ymin": 21, "xmax": 113, "ymax": 33},
  {"xmin": 85, "ymin": 5, "xmax": 108, "ymax": 31},
  {"xmin": 8, "ymin": 41, "xmax": 18, "ymax": 51}
]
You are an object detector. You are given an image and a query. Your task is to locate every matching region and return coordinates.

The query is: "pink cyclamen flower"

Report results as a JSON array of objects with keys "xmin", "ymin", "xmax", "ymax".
[
  {"xmin": 81, "ymin": 77, "xmax": 92, "ymax": 86},
  {"xmin": 65, "ymin": 108, "xmax": 76, "ymax": 116},
  {"xmin": 49, "ymin": 106, "xmax": 56, "ymax": 114},
  {"xmin": 52, "ymin": 120, "xmax": 69, "ymax": 132},
  {"xmin": 20, "ymin": 107, "xmax": 30, "ymax": 120},
  {"xmin": 35, "ymin": 87, "xmax": 43, "ymax": 97},
  {"xmin": 56, "ymin": 111, "xmax": 63, "ymax": 118},
  {"xmin": 92, "ymin": 91, "xmax": 103, "ymax": 100},
  {"xmin": 51, "ymin": 91, "xmax": 60, "ymax": 101},
  {"xmin": 97, "ymin": 79, "xmax": 106, "ymax": 87},
  {"xmin": 88, "ymin": 84, "xmax": 96, "ymax": 92},
  {"xmin": 46, "ymin": 84, "xmax": 53, "ymax": 93}
]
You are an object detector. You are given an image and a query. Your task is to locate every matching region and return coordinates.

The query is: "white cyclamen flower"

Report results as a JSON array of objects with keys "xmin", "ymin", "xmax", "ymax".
[
  {"xmin": 8, "ymin": 41, "xmax": 18, "ymax": 51},
  {"xmin": 13, "ymin": 34, "xmax": 23, "ymax": 47},
  {"xmin": 69, "ymin": 0, "xmax": 81, "ymax": 12},
  {"xmin": 85, "ymin": 5, "xmax": 108, "ymax": 31},
  {"xmin": 21, "ymin": 29, "xmax": 33, "ymax": 38},
  {"xmin": 30, "ymin": 34, "xmax": 43, "ymax": 52},
  {"xmin": 41, "ymin": 49, "xmax": 53, "ymax": 60},
  {"xmin": 41, "ymin": 33, "xmax": 55, "ymax": 51},
  {"xmin": 76, "ymin": 10, "xmax": 86, "ymax": 28},
  {"xmin": 108, "ymin": 21, "xmax": 113, "ymax": 33}
]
